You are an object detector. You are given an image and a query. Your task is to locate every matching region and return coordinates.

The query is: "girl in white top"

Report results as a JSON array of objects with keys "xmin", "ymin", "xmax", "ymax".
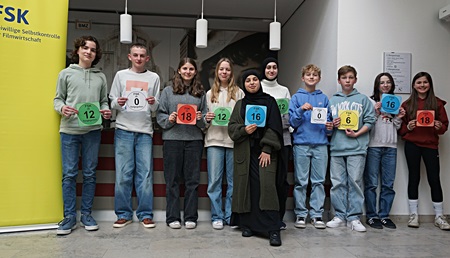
[{"xmin": 204, "ymin": 58, "xmax": 245, "ymax": 229}]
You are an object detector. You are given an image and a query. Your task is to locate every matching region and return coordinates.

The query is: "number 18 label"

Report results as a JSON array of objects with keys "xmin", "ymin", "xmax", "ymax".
[{"xmin": 416, "ymin": 110, "xmax": 434, "ymax": 127}]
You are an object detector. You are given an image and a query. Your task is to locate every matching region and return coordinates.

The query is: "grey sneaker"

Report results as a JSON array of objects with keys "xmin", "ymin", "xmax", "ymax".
[
  {"xmin": 408, "ymin": 213, "xmax": 419, "ymax": 228},
  {"xmin": 311, "ymin": 218, "xmax": 326, "ymax": 229},
  {"xmin": 294, "ymin": 217, "xmax": 306, "ymax": 228},
  {"xmin": 185, "ymin": 221, "xmax": 197, "ymax": 229},
  {"xmin": 168, "ymin": 221, "xmax": 181, "ymax": 229},
  {"xmin": 80, "ymin": 214, "xmax": 99, "ymax": 231},
  {"xmin": 212, "ymin": 220, "xmax": 224, "ymax": 230},
  {"xmin": 56, "ymin": 216, "xmax": 77, "ymax": 235},
  {"xmin": 434, "ymin": 216, "xmax": 450, "ymax": 230}
]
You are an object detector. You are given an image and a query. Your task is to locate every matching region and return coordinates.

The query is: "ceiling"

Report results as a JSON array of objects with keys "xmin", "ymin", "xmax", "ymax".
[{"xmin": 68, "ymin": 0, "xmax": 306, "ymax": 32}]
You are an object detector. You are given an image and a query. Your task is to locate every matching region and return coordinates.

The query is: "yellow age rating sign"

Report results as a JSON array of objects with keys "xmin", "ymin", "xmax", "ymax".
[{"xmin": 338, "ymin": 110, "xmax": 360, "ymax": 130}]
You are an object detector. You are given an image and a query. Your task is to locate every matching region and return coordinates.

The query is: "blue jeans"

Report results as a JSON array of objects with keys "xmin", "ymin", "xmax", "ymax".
[
  {"xmin": 364, "ymin": 147, "xmax": 397, "ymax": 219},
  {"xmin": 60, "ymin": 130, "xmax": 101, "ymax": 217},
  {"xmin": 163, "ymin": 140, "xmax": 203, "ymax": 224},
  {"xmin": 207, "ymin": 146, "xmax": 233, "ymax": 224},
  {"xmin": 114, "ymin": 129, "xmax": 154, "ymax": 221},
  {"xmin": 330, "ymin": 155, "xmax": 366, "ymax": 221},
  {"xmin": 293, "ymin": 145, "xmax": 328, "ymax": 218}
]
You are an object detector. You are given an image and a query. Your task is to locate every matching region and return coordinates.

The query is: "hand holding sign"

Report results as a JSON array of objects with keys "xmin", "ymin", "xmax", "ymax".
[
  {"xmin": 76, "ymin": 102, "xmax": 101, "ymax": 127},
  {"xmin": 338, "ymin": 110, "xmax": 360, "ymax": 130},
  {"xmin": 416, "ymin": 110, "xmax": 434, "ymax": 127},
  {"xmin": 245, "ymin": 105, "xmax": 267, "ymax": 127},
  {"xmin": 177, "ymin": 104, "xmax": 197, "ymax": 125},
  {"xmin": 381, "ymin": 94, "xmax": 401, "ymax": 114}
]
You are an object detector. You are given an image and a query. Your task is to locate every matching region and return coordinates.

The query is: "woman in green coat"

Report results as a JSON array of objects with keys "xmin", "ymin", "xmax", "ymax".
[{"xmin": 228, "ymin": 70, "xmax": 284, "ymax": 246}]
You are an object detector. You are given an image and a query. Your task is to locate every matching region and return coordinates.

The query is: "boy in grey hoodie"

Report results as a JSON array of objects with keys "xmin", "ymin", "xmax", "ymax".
[
  {"xmin": 325, "ymin": 65, "xmax": 375, "ymax": 232},
  {"xmin": 54, "ymin": 36, "xmax": 111, "ymax": 235}
]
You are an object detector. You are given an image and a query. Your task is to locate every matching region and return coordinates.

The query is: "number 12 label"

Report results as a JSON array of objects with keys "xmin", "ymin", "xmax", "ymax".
[
  {"xmin": 212, "ymin": 107, "xmax": 232, "ymax": 126},
  {"xmin": 76, "ymin": 102, "xmax": 101, "ymax": 127},
  {"xmin": 276, "ymin": 98, "xmax": 289, "ymax": 115},
  {"xmin": 245, "ymin": 105, "xmax": 267, "ymax": 127}
]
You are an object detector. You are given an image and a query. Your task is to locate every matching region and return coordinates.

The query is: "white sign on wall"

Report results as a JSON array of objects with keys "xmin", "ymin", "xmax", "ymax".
[{"xmin": 383, "ymin": 52, "xmax": 411, "ymax": 94}]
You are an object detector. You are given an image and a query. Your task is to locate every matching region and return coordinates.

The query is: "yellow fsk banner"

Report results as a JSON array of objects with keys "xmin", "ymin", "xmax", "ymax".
[{"xmin": 0, "ymin": 0, "xmax": 68, "ymax": 230}]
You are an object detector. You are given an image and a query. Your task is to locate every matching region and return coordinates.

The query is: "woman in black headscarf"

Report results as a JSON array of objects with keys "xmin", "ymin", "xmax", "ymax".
[{"xmin": 228, "ymin": 70, "xmax": 284, "ymax": 246}]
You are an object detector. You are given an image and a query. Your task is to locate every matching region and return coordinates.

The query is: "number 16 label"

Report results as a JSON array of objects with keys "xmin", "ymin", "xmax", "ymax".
[
  {"xmin": 311, "ymin": 107, "xmax": 328, "ymax": 124},
  {"xmin": 76, "ymin": 102, "xmax": 101, "ymax": 127},
  {"xmin": 245, "ymin": 105, "xmax": 267, "ymax": 127},
  {"xmin": 381, "ymin": 94, "xmax": 401, "ymax": 114}
]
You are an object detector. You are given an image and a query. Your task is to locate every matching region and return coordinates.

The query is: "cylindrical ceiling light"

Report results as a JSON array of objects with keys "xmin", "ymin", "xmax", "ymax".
[
  {"xmin": 196, "ymin": 0, "xmax": 208, "ymax": 48},
  {"xmin": 120, "ymin": 0, "xmax": 132, "ymax": 44},
  {"xmin": 269, "ymin": 0, "xmax": 281, "ymax": 51}
]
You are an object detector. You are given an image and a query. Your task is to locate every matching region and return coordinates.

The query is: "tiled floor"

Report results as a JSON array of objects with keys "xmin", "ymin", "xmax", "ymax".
[{"xmin": 1, "ymin": 219, "xmax": 450, "ymax": 258}]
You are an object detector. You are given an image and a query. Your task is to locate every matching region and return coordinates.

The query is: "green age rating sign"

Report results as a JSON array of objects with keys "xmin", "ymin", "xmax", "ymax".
[
  {"xmin": 276, "ymin": 98, "xmax": 289, "ymax": 115},
  {"xmin": 212, "ymin": 107, "xmax": 232, "ymax": 126},
  {"xmin": 76, "ymin": 102, "xmax": 101, "ymax": 126}
]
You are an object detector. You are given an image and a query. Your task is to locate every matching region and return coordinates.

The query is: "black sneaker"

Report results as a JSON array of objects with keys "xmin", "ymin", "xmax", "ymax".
[
  {"xmin": 280, "ymin": 221, "xmax": 287, "ymax": 230},
  {"xmin": 366, "ymin": 218, "xmax": 383, "ymax": 229},
  {"xmin": 269, "ymin": 231, "xmax": 282, "ymax": 246},
  {"xmin": 380, "ymin": 218, "xmax": 396, "ymax": 229}
]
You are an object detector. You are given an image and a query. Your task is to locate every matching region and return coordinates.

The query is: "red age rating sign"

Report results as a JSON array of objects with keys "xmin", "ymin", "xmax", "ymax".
[
  {"xmin": 177, "ymin": 104, "xmax": 197, "ymax": 125},
  {"xmin": 416, "ymin": 110, "xmax": 435, "ymax": 127}
]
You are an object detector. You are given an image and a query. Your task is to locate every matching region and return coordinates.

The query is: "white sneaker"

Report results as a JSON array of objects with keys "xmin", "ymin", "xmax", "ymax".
[
  {"xmin": 168, "ymin": 221, "xmax": 181, "ymax": 229},
  {"xmin": 326, "ymin": 217, "xmax": 346, "ymax": 228},
  {"xmin": 347, "ymin": 220, "xmax": 366, "ymax": 232},
  {"xmin": 212, "ymin": 220, "xmax": 224, "ymax": 230},
  {"xmin": 311, "ymin": 218, "xmax": 326, "ymax": 229},
  {"xmin": 185, "ymin": 221, "xmax": 197, "ymax": 229},
  {"xmin": 408, "ymin": 213, "xmax": 419, "ymax": 228},
  {"xmin": 435, "ymin": 216, "xmax": 450, "ymax": 230},
  {"xmin": 294, "ymin": 217, "xmax": 306, "ymax": 228}
]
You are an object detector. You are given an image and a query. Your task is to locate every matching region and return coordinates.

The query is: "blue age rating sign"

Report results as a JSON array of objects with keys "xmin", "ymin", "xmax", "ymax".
[
  {"xmin": 245, "ymin": 105, "xmax": 267, "ymax": 127},
  {"xmin": 381, "ymin": 94, "xmax": 401, "ymax": 114}
]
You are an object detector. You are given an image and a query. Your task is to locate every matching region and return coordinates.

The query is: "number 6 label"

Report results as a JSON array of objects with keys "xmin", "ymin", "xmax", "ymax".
[
  {"xmin": 76, "ymin": 102, "xmax": 101, "ymax": 127},
  {"xmin": 338, "ymin": 110, "xmax": 360, "ymax": 130}
]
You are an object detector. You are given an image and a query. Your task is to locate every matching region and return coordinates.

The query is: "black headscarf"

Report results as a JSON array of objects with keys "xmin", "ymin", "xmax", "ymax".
[
  {"xmin": 240, "ymin": 70, "xmax": 283, "ymax": 142},
  {"xmin": 261, "ymin": 57, "xmax": 279, "ymax": 81}
]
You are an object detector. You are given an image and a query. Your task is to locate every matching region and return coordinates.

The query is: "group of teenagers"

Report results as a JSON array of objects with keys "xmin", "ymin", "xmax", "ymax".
[{"xmin": 54, "ymin": 36, "xmax": 449, "ymax": 247}]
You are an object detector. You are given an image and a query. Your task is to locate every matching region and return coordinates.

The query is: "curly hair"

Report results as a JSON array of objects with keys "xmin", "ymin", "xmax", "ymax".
[{"xmin": 71, "ymin": 35, "xmax": 102, "ymax": 66}]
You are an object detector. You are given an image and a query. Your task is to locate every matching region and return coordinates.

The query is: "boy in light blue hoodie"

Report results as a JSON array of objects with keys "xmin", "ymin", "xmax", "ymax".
[
  {"xmin": 289, "ymin": 64, "xmax": 332, "ymax": 229},
  {"xmin": 325, "ymin": 65, "xmax": 376, "ymax": 232}
]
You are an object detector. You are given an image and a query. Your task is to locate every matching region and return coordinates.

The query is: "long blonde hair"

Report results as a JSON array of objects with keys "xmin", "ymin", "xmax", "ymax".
[{"xmin": 210, "ymin": 58, "xmax": 239, "ymax": 103}]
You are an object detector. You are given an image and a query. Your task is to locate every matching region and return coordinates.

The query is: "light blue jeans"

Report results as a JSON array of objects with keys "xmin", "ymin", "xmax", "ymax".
[
  {"xmin": 293, "ymin": 145, "xmax": 328, "ymax": 218},
  {"xmin": 206, "ymin": 146, "xmax": 234, "ymax": 224},
  {"xmin": 60, "ymin": 130, "xmax": 101, "ymax": 217},
  {"xmin": 364, "ymin": 147, "xmax": 397, "ymax": 219},
  {"xmin": 114, "ymin": 128, "xmax": 154, "ymax": 221},
  {"xmin": 330, "ymin": 155, "xmax": 366, "ymax": 222}
]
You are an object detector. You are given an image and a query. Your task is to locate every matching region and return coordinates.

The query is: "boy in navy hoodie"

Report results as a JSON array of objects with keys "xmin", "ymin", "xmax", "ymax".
[
  {"xmin": 325, "ymin": 65, "xmax": 376, "ymax": 232},
  {"xmin": 289, "ymin": 64, "xmax": 332, "ymax": 229}
]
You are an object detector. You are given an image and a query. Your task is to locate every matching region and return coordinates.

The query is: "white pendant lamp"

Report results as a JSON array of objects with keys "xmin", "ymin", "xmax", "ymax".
[
  {"xmin": 269, "ymin": 0, "xmax": 281, "ymax": 51},
  {"xmin": 120, "ymin": 0, "xmax": 132, "ymax": 44},
  {"xmin": 196, "ymin": 0, "xmax": 208, "ymax": 48}
]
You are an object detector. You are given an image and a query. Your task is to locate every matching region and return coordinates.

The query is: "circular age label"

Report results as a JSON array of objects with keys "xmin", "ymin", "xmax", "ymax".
[
  {"xmin": 177, "ymin": 104, "xmax": 197, "ymax": 124},
  {"xmin": 246, "ymin": 106, "xmax": 266, "ymax": 126},
  {"xmin": 339, "ymin": 110, "xmax": 358, "ymax": 130},
  {"xmin": 416, "ymin": 110, "xmax": 434, "ymax": 127},
  {"xmin": 213, "ymin": 107, "xmax": 231, "ymax": 126},
  {"xmin": 276, "ymin": 98, "xmax": 289, "ymax": 114},
  {"xmin": 78, "ymin": 103, "xmax": 101, "ymax": 125},
  {"xmin": 126, "ymin": 91, "xmax": 147, "ymax": 111},
  {"xmin": 381, "ymin": 94, "xmax": 400, "ymax": 114}
]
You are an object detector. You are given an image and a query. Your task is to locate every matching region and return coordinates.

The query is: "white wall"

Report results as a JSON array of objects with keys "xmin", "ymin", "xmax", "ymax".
[
  {"xmin": 281, "ymin": 0, "xmax": 450, "ymax": 215},
  {"xmin": 278, "ymin": 0, "xmax": 339, "ymax": 98}
]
